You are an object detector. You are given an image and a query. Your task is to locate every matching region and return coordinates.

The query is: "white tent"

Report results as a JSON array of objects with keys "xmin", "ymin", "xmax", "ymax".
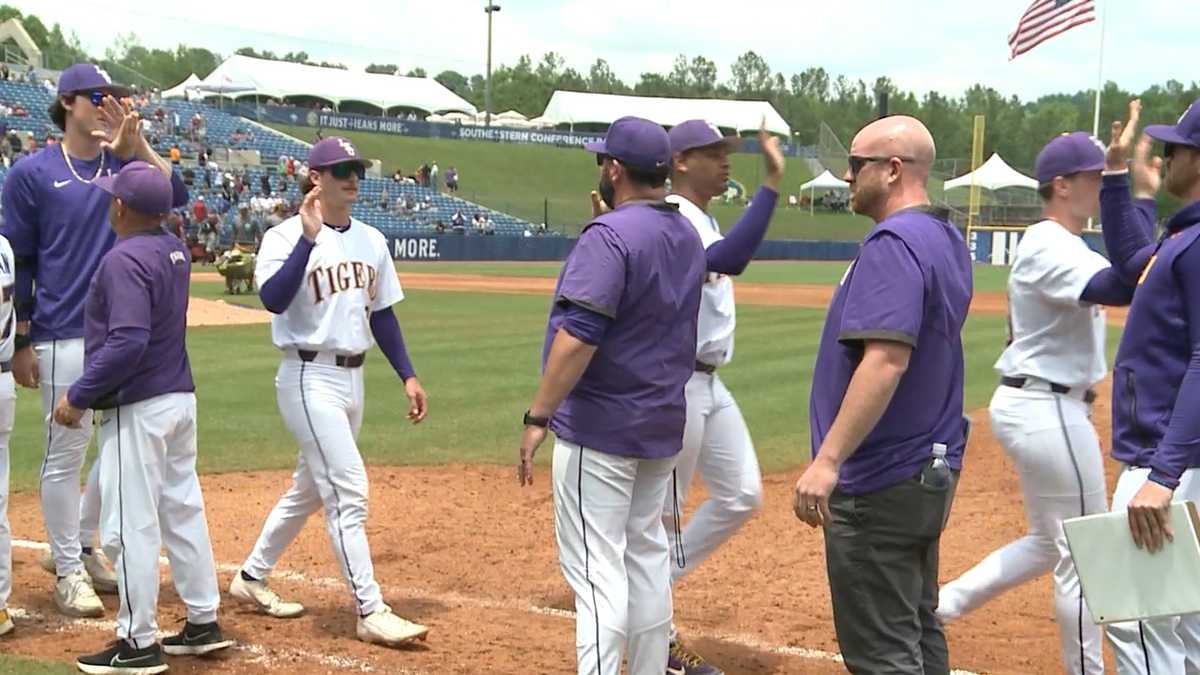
[
  {"xmin": 799, "ymin": 170, "xmax": 850, "ymax": 214},
  {"xmin": 162, "ymin": 73, "xmax": 202, "ymax": 100},
  {"xmin": 198, "ymin": 55, "xmax": 476, "ymax": 115},
  {"xmin": 944, "ymin": 153, "xmax": 1038, "ymax": 191},
  {"xmin": 540, "ymin": 91, "xmax": 790, "ymax": 135},
  {"xmin": 496, "ymin": 109, "xmax": 527, "ymax": 121}
]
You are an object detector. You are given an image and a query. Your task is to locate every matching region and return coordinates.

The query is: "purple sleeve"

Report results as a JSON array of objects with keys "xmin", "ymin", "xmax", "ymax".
[
  {"xmin": 66, "ymin": 255, "xmax": 153, "ymax": 408},
  {"xmin": 839, "ymin": 233, "xmax": 924, "ymax": 346},
  {"xmin": 1135, "ymin": 198, "xmax": 1158, "ymax": 239},
  {"xmin": 368, "ymin": 307, "xmax": 415, "ymax": 381},
  {"xmin": 1100, "ymin": 173, "xmax": 1157, "ymax": 285},
  {"xmin": 170, "ymin": 170, "xmax": 189, "ymax": 208},
  {"xmin": 1149, "ymin": 242, "xmax": 1200, "ymax": 489},
  {"xmin": 258, "ymin": 237, "xmax": 315, "ymax": 314},
  {"xmin": 558, "ymin": 302, "xmax": 613, "ymax": 346},
  {"xmin": 0, "ymin": 162, "xmax": 38, "ymax": 320},
  {"xmin": 557, "ymin": 224, "xmax": 627, "ymax": 318},
  {"xmin": 1080, "ymin": 267, "xmax": 1135, "ymax": 306},
  {"xmin": 705, "ymin": 186, "xmax": 778, "ymax": 275}
]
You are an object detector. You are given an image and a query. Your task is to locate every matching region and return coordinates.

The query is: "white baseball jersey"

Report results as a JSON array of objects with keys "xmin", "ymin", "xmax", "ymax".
[
  {"xmin": 255, "ymin": 215, "xmax": 403, "ymax": 354},
  {"xmin": 994, "ymin": 219, "xmax": 1111, "ymax": 389},
  {"xmin": 667, "ymin": 194, "xmax": 735, "ymax": 367},
  {"xmin": 0, "ymin": 235, "xmax": 14, "ymax": 361}
]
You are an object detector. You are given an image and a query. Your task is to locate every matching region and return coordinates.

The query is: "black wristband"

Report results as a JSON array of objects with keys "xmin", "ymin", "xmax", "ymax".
[
  {"xmin": 523, "ymin": 410, "xmax": 550, "ymax": 428},
  {"xmin": 14, "ymin": 334, "xmax": 31, "ymax": 351}
]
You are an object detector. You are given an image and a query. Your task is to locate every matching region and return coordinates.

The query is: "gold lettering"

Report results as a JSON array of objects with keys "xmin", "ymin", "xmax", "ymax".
[
  {"xmin": 367, "ymin": 265, "xmax": 378, "ymax": 301},
  {"xmin": 336, "ymin": 262, "xmax": 351, "ymax": 291},
  {"xmin": 307, "ymin": 269, "xmax": 324, "ymax": 303},
  {"xmin": 325, "ymin": 267, "xmax": 336, "ymax": 295},
  {"xmin": 352, "ymin": 261, "xmax": 366, "ymax": 289}
]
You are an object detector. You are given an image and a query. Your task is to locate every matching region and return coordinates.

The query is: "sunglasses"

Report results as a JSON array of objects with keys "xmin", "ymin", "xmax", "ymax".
[
  {"xmin": 596, "ymin": 153, "xmax": 612, "ymax": 166},
  {"xmin": 1165, "ymin": 143, "xmax": 1179, "ymax": 160},
  {"xmin": 327, "ymin": 162, "xmax": 366, "ymax": 180},
  {"xmin": 83, "ymin": 90, "xmax": 107, "ymax": 106},
  {"xmin": 848, "ymin": 155, "xmax": 915, "ymax": 179}
]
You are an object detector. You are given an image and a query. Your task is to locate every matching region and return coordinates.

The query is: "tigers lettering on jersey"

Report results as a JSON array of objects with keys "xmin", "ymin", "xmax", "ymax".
[{"xmin": 307, "ymin": 261, "xmax": 379, "ymax": 303}]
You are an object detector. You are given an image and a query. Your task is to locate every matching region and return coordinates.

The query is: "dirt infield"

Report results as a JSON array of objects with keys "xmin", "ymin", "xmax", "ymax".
[
  {"xmin": 1, "ymin": 377, "xmax": 1123, "ymax": 674},
  {"xmin": 188, "ymin": 297, "xmax": 270, "ymax": 326}
]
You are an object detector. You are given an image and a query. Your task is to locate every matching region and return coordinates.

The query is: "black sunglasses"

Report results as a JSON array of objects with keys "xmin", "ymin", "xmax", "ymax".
[
  {"xmin": 848, "ymin": 154, "xmax": 915, "ymax": 179},
  {"xmin": 327, "ymin": 162, "xmax": 366, "ymax": 180},
  {"xmin": 596, "ymin": 153, "xmax": 612, "ymax": 166},
  {"xmin": 1165, "ymin": 143, "xmax": 1179, "ymax": 159},
  {"xmin": 75, "ymin": 90, "xmax": 106, "ymax": 106}
]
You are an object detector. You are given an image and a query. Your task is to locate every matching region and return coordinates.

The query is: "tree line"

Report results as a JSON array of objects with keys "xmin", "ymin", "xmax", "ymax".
[{"xmin": 3, "ymin": 5, "xmax": 1197, "ymax": 170}]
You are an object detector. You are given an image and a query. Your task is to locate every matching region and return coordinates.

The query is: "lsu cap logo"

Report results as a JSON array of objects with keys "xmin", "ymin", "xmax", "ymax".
[
  {"xmin": 337, "ymin": 138, "xmax": 357, "ymax": 157},
  {"xmin": 93, "ymin": 65, "xmax": 113, "ymax": 84},
  {"xmin": 169, "ymin": 250, "xmax": 186, "ymax": 264}
]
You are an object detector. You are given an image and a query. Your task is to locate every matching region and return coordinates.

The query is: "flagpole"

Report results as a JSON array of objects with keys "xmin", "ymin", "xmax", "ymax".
[{"xmin": 1091, "ymin": 0, "xmax": 1108, "ymax": 137}]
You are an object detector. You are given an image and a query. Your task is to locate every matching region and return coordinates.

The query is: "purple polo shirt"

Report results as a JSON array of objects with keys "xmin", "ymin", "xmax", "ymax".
[
  {"xmin": 0, "ymin": 147, "xmax": 130, "ymax": 341},
  {"xmin": 809, "ymin": 207, "xmax": 973, "ymax": 495},
  {"xmin": 544, "ymin": 201, "xmax": 706, "ymax": 460},
  {"xmin": 69, "ymin": 231, "xmax": 194, "ymax": 409}
]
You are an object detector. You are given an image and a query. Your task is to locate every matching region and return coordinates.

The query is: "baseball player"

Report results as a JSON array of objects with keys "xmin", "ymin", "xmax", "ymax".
[
  {"xmin": 231, "ymin": 137, "xmax": 430, "ymax": 646},
  {"xmin": 0, "ymin": 235, "xmax": 15, "ymax": 639},
  {"xmin": 794, "ymin": 116, "xmax": 972, "ymax": 674},
  {"xmin": 657, "ymin": 119, "xmax": 782, "ymax": 675},
  {"xmin": 53, "ymin": 161, "xmax": 232, "ymax": 674},
  {"xmin": 937, "ymin": 130, "xmax": 1137, "ymax": 674},
  {"xmin": 0, "ymin": 63, "xmax": 184, "ymax": 617},
  {"xmin": 518, "ymin": 116, "xmax": 706, "ymax": 675},
  {"xmin": 1099, "ymin": 98, "xmax": 1200, "ymax": 674}
]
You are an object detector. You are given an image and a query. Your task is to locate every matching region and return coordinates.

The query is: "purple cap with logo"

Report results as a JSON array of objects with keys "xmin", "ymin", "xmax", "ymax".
[
  {"xmin": 308, "ymin": 136, "xmax": 374, "ymax": 170},
  {"xmin": 668, "ymin": 119, "xmax": 741, "ymax": 155},
  {"xmin": 56, "ymin": 63, "xmax": 130, "ymax": 97},
  {"xmin": 1146, "ymin": 98, "xmax": 1200, "ymax": 150},
  {"xmin": 92, "ymin": 161, "xmax": 173, "ymax": 216},
  {"xmin": 1035, "ymin": 131, "xmax": 1106, "ymax": 185},
  {"xmin": 584, "ymin": 116, "xmax": 670, "ymax": 172}
]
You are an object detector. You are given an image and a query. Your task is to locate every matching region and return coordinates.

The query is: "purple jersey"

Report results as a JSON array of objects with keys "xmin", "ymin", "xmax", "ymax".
[
  {"xmin": 544, "ymin": 201, "xmax": 705, "ymax": 460},
  {"xmin": 69, "ymin": 230, "xmax": 194, "ymax": 409},
  {"xmin": 810, "ymin": 207, "xmax": 973, "ymax": 495},
  {"xmin": 0, "ymin": 147, "xmax": 129, "ymax": 341}
]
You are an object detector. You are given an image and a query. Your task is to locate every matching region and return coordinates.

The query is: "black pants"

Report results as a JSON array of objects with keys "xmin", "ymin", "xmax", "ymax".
[{"xmin": 824, "ymin": 472, "xmax": 959, "ymax": 675}]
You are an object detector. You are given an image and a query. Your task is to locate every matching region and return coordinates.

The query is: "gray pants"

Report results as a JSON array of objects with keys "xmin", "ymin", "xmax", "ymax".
[{"xmin": 824, "ymin": 472, "xmax": 958, "ymax": 675}]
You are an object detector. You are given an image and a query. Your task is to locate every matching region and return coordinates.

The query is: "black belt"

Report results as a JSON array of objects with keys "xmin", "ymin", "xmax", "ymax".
[
  {"xmin": 0, "ymin": 360, "xmax": 9, "ymax": 373},
  {"xmin": 1001, "ymin": 376, "xmax": 1096, "ymax": 404},
  {"xmin": 695, "ymin": 361, "xmax": 716, "ymax": 374},
  {"xmin": 298, "ymin": 350, "xmax": 366, "ymax": 368}
]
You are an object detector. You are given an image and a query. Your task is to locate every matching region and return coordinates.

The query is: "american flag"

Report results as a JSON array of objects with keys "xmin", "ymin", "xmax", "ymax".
[{"xmin": 1008, "ymin": 0, "xmax": 1097, "ymax": 60}]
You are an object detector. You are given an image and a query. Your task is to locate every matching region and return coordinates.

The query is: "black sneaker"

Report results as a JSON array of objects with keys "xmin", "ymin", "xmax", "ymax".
[
  {"xmin": 161, "ymin": 620, "xmax": 234, "ymax": 656},
  {"xmin": 76, "ymin": 640, "xmax": 167, "ymax": 674}
]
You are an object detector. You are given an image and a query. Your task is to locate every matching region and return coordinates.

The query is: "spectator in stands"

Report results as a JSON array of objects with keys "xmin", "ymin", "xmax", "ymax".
[
  {"xmin": 181, "ymin": 167, "xmax": 195, "ymax": 186},
  {"xmin": 155, "ymin": 107, "xmax": 164, "ymax": 124},
  {"xmin": 1, "ymin": 64, "xmax": 8, "ymax": 81},
  {"xmin": 286, "ymin": 156, "xmax": 295, "ymax": 181},
  {"xmin": 430, "ymin": 161, "xmax": 439, "ymax": 190},
  {"xmin": 392, "ymin": 169, "xmax": 403, "ymax": 183},
  {"xmin": 297, "ymin": 161, "xmax": 308, "ymax": 177},
  {"xmin": 434, "ymin": 220, "xmax": 446, "ymax": 234},
  {"xmin": 169, "ymin": 143, "xmax": 181, "ymax": 166},
  {"xmin": 451, "ymin": 210, "xmax": 465, "ymax": 229},
  {"xmin": 190, "ymin": 113, "xmax": 202, "ymax": 142},
  {"xmin": 482, "ymin": 216, "xmax": 495, "ymax": 235},
  {"xmin": 24, "ymin": 132, "xmax": 36, "ymax": 153},
  {"xmin": 192, "ymin": 196, "xmax": 208, "ymax": 224},
  {"xmin": 419, "ymin": 163, "xmax": 430, "ymax": 187},
  {"xmin": 202, "ymin": 215, "xmax": 219, "ymax": 258},
  {"xmin": 260, "ymin": 173, "xmax": 271, "ymax": 195},
  {"xmin": 380, "ymin": 189, "xmax": 390, "ymax": 211},
  {"xmin": 197, "ymin": 147, "xmax": 207, "ymax": 168},
  {"xmin": 6, "ymin": 130, "xmax": 18, "ymax": 155},
  {"xmin": 44, "ymin": 133, "xmax": 57, "ymax": 147},
  {"xmin": 166, "ymin": 210, "xmax": 185, "ymax": 241},
  {"xmin": 12, "ymin": 104, "xmax": 26, "ymax": 117},
  {"xmin": 445, "ymin": 166, "xmax": 459, "ymax": 192},
  {"xmin": 277, "ymin": 154, "xmax": 288, "ymax": 178},
  {"xmin": 422, "ymin": 196, "xmax": 433, "ymax": 211},
  {"xmin": 265, "ymin": 204, "xmax": 283, "ymax": 232},
  {"xmin": 0, "ymin": 102, "xmax": 11, "ymax": 117}
]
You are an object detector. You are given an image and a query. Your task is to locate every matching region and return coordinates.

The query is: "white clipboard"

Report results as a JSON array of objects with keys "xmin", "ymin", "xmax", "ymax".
[{"xmin": 1064, "ymin": 501, "xmax": 1200, "ymax": 624}]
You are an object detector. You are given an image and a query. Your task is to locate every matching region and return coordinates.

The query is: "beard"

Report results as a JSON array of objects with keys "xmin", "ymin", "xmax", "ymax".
[{"xmin": 597, "ymin": 174, "xmax": 616, "ymax": 212}]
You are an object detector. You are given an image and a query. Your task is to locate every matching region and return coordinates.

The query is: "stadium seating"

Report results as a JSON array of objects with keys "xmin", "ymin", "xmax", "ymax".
[{"xmin": 0, "ymin": 78, "xmax": 540, "ymax": 239}]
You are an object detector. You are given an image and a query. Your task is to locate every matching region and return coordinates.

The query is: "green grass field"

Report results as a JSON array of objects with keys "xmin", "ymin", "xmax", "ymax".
[{"xmin": 266, "ymin": 123, "xmax": 876, "ymax": 241}]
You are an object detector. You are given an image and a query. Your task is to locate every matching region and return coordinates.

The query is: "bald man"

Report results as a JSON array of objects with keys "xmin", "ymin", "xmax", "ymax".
[{"xmin": 793, "ymin": 116, "xmax": 973, "ymax": 674}]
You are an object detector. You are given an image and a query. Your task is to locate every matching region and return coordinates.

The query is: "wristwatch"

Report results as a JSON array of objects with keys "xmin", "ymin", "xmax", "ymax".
[{"xmin": 523, "ymin": 410, "xmax": 550, "ymax": 428}]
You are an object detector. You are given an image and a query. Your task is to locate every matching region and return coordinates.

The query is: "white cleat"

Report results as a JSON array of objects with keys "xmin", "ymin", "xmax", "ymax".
[
  {"xmin": 0, "ymin": 607, "xmax": 12, "ymax": 636},
  {"xmin": 357, "ymin": 606, "xmax": 428, "ymax": 646},
  {"xmin": 229, "ymin": 573, "xmax": 305, "ymax": 618},
  {"xmin": 54, "ymin": 570, "xmax": 104, "ymax": 618},
  {"xmin": 39, "ymin": 550, "xmax": 55, "ymax": 574},
  {"xmin": 83, "ymin": 549, "xmax": 119, "ymax": 595}
]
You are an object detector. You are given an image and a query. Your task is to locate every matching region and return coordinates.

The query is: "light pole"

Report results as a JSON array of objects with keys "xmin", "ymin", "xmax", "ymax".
[{"xmin": 484, "ymin": 3, "xmax": 501, "ymax": 128}]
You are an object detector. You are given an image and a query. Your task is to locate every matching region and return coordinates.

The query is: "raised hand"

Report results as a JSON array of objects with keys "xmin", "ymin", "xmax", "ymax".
[
  {"xmin": 1132, "ymin": 133, "xmax": 1163, "ymax": 199},
  {"xmin": 92, "ymin": 96, "xmax": 141, "ymax": 160},
  {"xmin": 298, "ymin": 185, "xmax": 323, "ymax": 242},
  {"xmin": 1106, "ymin": 99, "xmax": 1142, "ymax": 172},
  {"xmin": 759, "ymin": 117, "xmax": 785, "ymax": 191}
]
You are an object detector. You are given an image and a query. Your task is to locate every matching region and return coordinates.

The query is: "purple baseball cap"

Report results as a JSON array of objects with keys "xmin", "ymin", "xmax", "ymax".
[
  {"xmin": 584, "ymin": 116, "xmax": 670, "ymax": 172},
  {"xmin": 308, "ymin": 136, "xmax": 373, "ymax": 170},
  {"xmin": 56, "ymin": 63, "xmax": 130, "ymax": 97},
  {"xmin": 1146, "ymin": 98, "xmax": 1200, "ymax": 150},
  {"xmin": 92, "ymin": 161, "xmax": 173, "ymax": 216},
  {"xmin": 1035, "ymin": 131, "xmax": 1107, "ymax": 185},
  {"xmin": 668, "ymin": 119, "xmax": 741, "ymax": 155}
]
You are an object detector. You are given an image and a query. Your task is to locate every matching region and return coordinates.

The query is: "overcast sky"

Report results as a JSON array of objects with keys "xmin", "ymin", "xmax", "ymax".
[{"xmin": 15, "ymin": 0, "xmax": 1197, "ymax": 100}]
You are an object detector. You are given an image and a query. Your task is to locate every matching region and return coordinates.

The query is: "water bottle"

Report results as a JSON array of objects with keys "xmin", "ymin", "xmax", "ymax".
[{"xmin": 920, "ymin": 442, "xmax": 952, "ymax": 489}]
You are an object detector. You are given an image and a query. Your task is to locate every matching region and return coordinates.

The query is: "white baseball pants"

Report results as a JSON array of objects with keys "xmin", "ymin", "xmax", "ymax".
[
  {"xmin": 662, "ymin": 372, "xmax": 761, "ymax": 582},
  {"xmin": 0, "ymin": 372, "xmax": 15, "ymax": 610},
  {"xmin": 1107, "ymin": 466, "xmax": 1200, "ymax": 675},
  {"xmin": 938, "ymin": 385, "xmax": 1106, "ymax": 674},
  {"xmin": 34, "ymin": 338, "xmax": 102, "ymax": 577},
  {"xmin": 241, "ymin": 355, "xmax": 384, "ymax": 616},
  {"xmin": 553, "ymin": 439, "xmax": 675, "ymax": 675},
  {"xmin": 97, "ymin": 393, "xmax": 221, "ymax": 648}
]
